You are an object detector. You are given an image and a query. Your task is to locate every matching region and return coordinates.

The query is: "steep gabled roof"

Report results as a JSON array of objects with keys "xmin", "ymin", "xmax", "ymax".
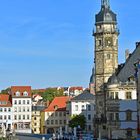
[
  {"xmin": 11, "ymin": 86, "xmax": 32, "ymax": 97},
  {"xmin": 116, "ymin": 43, "xmax": 140, "ymax": 82},
  {"xmin": 44, "ymin": 96, "xmax": 70, "ymax": 112},
  {"xmin": 0, "ymin": 94, "xmax": 12, "ymax": 107}
]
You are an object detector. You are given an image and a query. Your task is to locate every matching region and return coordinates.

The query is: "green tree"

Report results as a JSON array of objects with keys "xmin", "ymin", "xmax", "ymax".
[
  {"xmin": 42, "ymin": 88, "xmax": 64, "ymax": 102},
  {"xmin": 69, "ymin": 115, "xmax": 86, "ymax": 129},
  {"xmin": 1, "ymin": 87, "xmax": 10, "ymax": 94}
]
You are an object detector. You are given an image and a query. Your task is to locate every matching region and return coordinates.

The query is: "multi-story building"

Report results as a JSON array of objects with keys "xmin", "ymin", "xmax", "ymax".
[
  {"xmin": 106, "ymin": 80, "xmax": 137, "ymax": 139},
  {"xmin": 67, "ymin": 90, "xmax": 95, "ymax": 132},
  {"xmin": 0, "ymin": 94, "xmax": 12, "ymax": 131},
  {"xmin": 32, "ymin": 106, "xmax": 45, "ymax": 134},
  {"xmin": 10, "ymin": 86, "xmax": 32, "ymax": 133},
  {"xmin": 41, "ymin": 96, "xmax": 70, "ymax": 134},
  {"xmin": 92, "ymin": 0, "xmax": 140, "ymax": 139}
]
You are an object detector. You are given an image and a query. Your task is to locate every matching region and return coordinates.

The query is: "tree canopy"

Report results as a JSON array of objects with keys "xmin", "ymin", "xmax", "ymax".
[
  {"xmin": 42, "ymin": 88, "xmax": 64, "ymax": 102},
  {"xmin": 1, "ymin": 88, "xmax": 10, "ymax": 94},
  {"xmin": 69, "ymin": 115, "xmax": 86, "ymax": 129}
]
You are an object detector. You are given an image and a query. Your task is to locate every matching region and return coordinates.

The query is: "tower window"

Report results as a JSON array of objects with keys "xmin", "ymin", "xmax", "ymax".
[
  {"xmin": 107, "ymin": 54, "xmax": 111, "ymax": 59},
  {"xmin": 99, "ymin": 40, "xmax": 102, "ymax": 45}
]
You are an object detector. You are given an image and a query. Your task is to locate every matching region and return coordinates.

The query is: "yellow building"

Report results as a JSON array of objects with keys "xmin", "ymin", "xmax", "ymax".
[{"xmin": 32, "ymin": 106, "xmax": 45, "ymax": 134}]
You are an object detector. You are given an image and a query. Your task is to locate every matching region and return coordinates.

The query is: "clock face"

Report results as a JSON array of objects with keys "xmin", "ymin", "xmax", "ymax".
[{"xmin": 105, "ymin": 37, "xmax": 113, "ymax": 47}]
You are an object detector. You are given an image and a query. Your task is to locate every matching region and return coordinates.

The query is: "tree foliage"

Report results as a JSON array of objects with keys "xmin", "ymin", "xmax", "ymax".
[
  {"xmin": 69, "ymin": 115, "xmax": 86, "ymax": 129},
  {"xmin": 42, "ymin": 88, "xmax": 64, "ymax": 102},
  {"xmin": 1, "ymin": 87, "xmax": 10, "ymax": 94}
]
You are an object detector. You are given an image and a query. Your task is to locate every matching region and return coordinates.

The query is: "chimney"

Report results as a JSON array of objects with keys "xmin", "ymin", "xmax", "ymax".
[{"xmin": 125, "ymin": 49, "xmax": 129, "ymax": 61}]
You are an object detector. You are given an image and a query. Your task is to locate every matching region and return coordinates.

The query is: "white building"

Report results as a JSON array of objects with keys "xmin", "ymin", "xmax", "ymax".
[
  {"xmin": 10, "ymin": 86, "xmax": 32, "ymax": 133},
  {"xmin": 0, "ymin": 94, "xmax": 12, "ymax": 131},
  {"xmin": 64, "ymin": 87, "xmax": 83, "ymax": 97},
  {"xmin": 106, "ymin": 81, "xmax": 137, "ymax": 139},
  {"xmin": 67, "ymin": 91, "xmax": 95, "ymax": 132}
]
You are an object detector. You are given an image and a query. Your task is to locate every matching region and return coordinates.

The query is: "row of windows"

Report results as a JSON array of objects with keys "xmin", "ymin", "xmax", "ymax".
[
  {"xmin": 0, "ymin": 108, "xmax": 11, "ymax": 112},
  {"xmin": 47, "ymin": 120, "xmax": 66, "ymax": 125},
  {"xmin": 0, "ymin": 115, "xmax": 31, "ymax": 120},
  {"xmin": 109, "ymin": 92, "xmax": 132, "ymax": 100},
  {"xmin": 47, "ymin": 112, "xmax": 66, "ymax": 117},
  {"xmin": 14, "ymin": 115, "xmax": 30, "ymax": 120},
  {"xmin": 0, "ymin": 115, "xmax": 11, "ymax": 120},
  {"xmin": 14, "ymin": 100, "xmax": 30, "ymax": 105},
  {"xmin": 14, "ymin": 107, "xmax": 30, "ymax": 112},
  {"xmin": 75, "ymin": 104, "xmax": 91, "ymax": 111},
  {"xmin": 109, "ymin": 111, "xmax": 133, "ymax": 121}
]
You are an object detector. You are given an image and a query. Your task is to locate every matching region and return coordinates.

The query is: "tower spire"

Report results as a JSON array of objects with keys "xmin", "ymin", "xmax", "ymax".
[{"xmin": 102, "ymin": 0, "xmax": 110, "ymax": 9}]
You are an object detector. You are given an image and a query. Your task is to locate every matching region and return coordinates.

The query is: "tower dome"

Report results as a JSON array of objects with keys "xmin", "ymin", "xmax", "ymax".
[{"xmin": 96, "ymin": 0, "xmax": 117, "ymax": 24}]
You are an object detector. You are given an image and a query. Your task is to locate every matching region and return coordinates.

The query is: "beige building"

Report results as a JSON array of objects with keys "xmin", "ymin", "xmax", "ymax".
[
  {"xmin": 41, "ymin": 96, "xmax": 70, "ymax": 134},
  {"xmin": 32, "ymin": 106, "xmax": 45, "ymax": 134}
]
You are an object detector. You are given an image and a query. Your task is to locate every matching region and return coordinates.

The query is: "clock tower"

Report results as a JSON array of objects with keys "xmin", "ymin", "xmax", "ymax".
[{"xmin": 93, "ymin": 0, "xmax": 119, "ymax": 117}]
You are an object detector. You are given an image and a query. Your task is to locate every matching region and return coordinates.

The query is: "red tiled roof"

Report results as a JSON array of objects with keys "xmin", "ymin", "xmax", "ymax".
[
  {"xmin": 0, "ymin": 94, "xmax": 12, "ymax": 107},
  {"xmin": 44, "ymin": 96, "xmax": 70, "ymax": 112},
  {"xmin": 11, "ymin": 86, "xmax": 32, "ymax": 97},
  {"xmin": 32, "ymin": 89, "xmax": 46, "ymax": 93},
  {"xmin": 69, "ymin": 87, "xmax": 83, "ymax": 91}
]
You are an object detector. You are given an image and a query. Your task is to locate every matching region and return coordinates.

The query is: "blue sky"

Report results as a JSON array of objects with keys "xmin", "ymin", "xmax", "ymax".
[{"xmin": 0, "ymin": 0, "xmax": 140, "ymax": 90}]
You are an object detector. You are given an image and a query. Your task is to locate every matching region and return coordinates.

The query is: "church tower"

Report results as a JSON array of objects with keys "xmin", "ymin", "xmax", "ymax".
[{"xmin": 93, "ymin": 0, "xmax": 119, "ymax": 115}]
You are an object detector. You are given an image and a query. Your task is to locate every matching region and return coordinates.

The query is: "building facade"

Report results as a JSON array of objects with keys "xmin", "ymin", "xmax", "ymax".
[
  {"xmin": 41, "ymin": 96, "xmax": 70, "ymax": 134},
  {"xmin": 67, "ymin": 91, "xmax": 95, "ymax": 133},
  {"xmin": 32, "ymin": 106, "xmax": 45, "ymax": 134},
  {"xmin": 0, "ymin": 94, "xmax": 12, "ymax": 131},
  {"xmin": 11, "ymin": 86, "xmax": 32, "ymax": 133},
  {"xmin": 106, "ymin": 81, "xmax": 137, "ymax": 139},
  {"xmin": 92, "ymin": 0, "xmax": 140, "ymax": 139}
]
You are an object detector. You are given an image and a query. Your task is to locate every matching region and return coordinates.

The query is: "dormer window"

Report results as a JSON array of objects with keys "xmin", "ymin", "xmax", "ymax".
[
  {"xmin": 54, "ymin": 105, "xmax": 58, "ymax": 110},
  {"xmin": 23, "ymin": 91, "xmax": 28, "ymax": 96},
  {"xmin": 16, "ymin": 91, "xmax": 20, "ymax": 96}
]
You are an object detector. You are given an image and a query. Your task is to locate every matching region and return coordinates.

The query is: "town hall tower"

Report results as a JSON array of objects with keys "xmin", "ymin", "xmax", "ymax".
[{"xmin": 93, "ymin": 0, "xmax": 119, "ymax": 115}]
